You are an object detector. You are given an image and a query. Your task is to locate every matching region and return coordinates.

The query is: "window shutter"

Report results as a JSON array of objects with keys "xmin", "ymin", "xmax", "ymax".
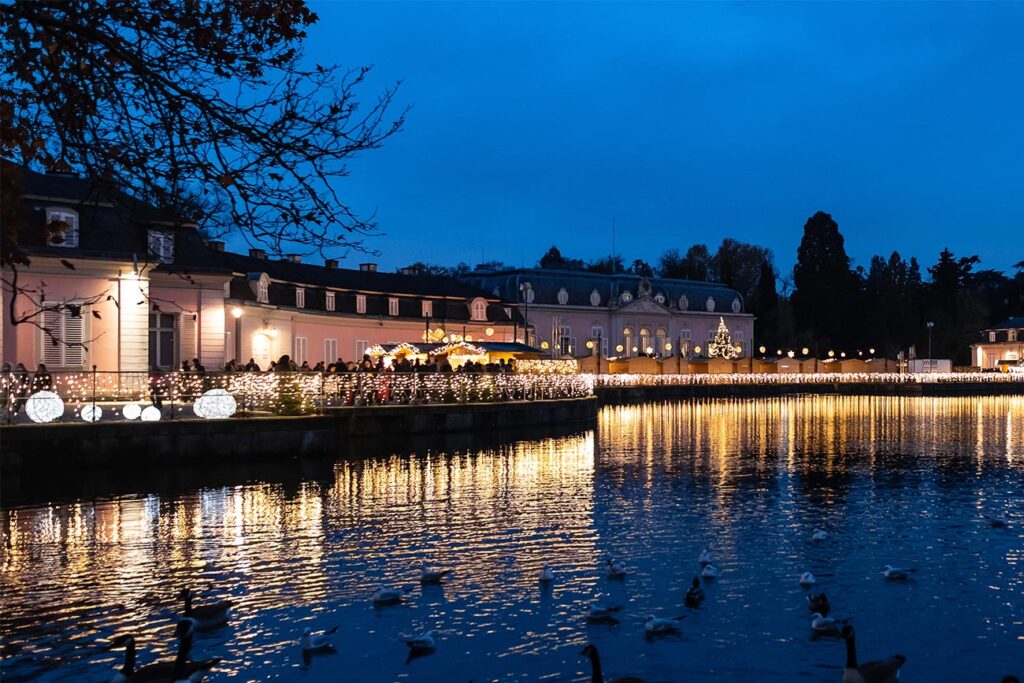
[
  {"xmin": 42, "ymin": 308, "xmax": 65, "ymax": 366},
  {"xmin": 64, "ymin": 312, "xmax": 85, "ymax": 366}
]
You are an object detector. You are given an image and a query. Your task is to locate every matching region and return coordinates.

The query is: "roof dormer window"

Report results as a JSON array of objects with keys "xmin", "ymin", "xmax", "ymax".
[
  {"xmin": 388, "ymin": 297, "xmax": 399, "ymax": 316},
  {"xmin": 257, "ymin": 273, "xmax": 269, "ymax": 303},
  {"xmin": 46, "ymin": 208, "xmax": 79, "ymax": 248},
  {"xmin": 356, "ymin": 294, "xmax": 366, "ymax": 314},
  {"xmin": 470, "ymin": 298, "xmax": 487, "ymax": 321},
  {"xmin": 326, "ymin": 291, "xmax": 335, "ymax": 311},
  {"xmin": 147, "ymin": 229, "xmax": 175, "ymax": 264},
  {"xmin": 295, "ymin": 287, "xmax": 305, "ymax": 309}
]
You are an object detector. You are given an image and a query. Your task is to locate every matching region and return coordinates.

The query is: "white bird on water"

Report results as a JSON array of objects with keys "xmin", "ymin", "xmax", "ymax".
[
  {"xmin": 644, "ymin": 615, "xmax": 684, "ymax": 635},
  {"xmin": 811, "ymin": 529, "xmax": 830, "ymax": 541},
  {"xmin": 539, "ymin": 565, "xmax": 555, "ymax": 583},
  {"xmin": 799, "ymin": 571, "xmax": 817, "ymax": 587},
  {"xmin": 810, "ymin": 612, "xmax": 844, "ymax": 633},
  {"xmin": 698, "ymin": 549, "xmax": 712, "ymax": 566},
  {"xmin": 299, "ymin": 626, "xmax": 337, "ymax": 653},
  {"xmin": 402, "ymin": 629, "xmax": 436, "ymax": 653},
  {"xmin": 606, "ymin": 559, "xmax": 628, "ymax": 579},
  {"xmin": 371, "ymin": 587, "xmax": 408, "ymax": 605},
  {"xmin": 419, "ymin": 566, "xmax": 451, "ymax": 585},
  {"xmin": 881, "ymin": 565, "xmax": 917, "ymax": 581},
  {"xmin": 701, "ymin": 563, "xmax": 718, "ymax": 580}
]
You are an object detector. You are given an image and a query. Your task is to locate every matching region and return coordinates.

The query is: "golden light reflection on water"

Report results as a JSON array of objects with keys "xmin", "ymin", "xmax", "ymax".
[{"xmin": 1, "ymin": 397, "xmax": 1022, "ymax": 682}]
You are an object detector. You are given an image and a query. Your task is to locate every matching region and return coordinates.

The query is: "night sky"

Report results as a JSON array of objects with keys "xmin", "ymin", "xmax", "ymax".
[{"xmin": 289, "ymin": 1, "xmax": 1023, "ymax": 277}]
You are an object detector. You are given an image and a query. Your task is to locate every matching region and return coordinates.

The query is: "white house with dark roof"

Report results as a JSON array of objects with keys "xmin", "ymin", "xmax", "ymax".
[
  {"xmin": 461, "ymin": 267, "xmax": 754, "ymax": 359},
  {"xmin": 971, "ymin": 317, "xmax": 1024, "ymax": 370}
]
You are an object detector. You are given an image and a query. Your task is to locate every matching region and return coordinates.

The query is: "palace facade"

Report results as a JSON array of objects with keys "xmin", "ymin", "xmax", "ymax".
[
  {"xmin": 971, "ymin": 317, "xmax": 1024, "ymax": 370},
  {"xmin": 1, "ymin": 166, "xmax": 519, "ymax": 373}
]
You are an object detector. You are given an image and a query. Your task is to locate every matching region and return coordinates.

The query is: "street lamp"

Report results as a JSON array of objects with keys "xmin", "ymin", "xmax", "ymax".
[
  {"xmin": 926, "ymin": 321, "xmax": 935, "ymax": 372},
  {"xmin": 519, "ymin": 281, "xmax": 532, "ymax": 347}
]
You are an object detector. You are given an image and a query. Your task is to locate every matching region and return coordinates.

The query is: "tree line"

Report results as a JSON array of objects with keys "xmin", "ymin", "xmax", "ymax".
[{"xmin": 406, "ymin": 211, "xmax": 1023, "ymax": 364}]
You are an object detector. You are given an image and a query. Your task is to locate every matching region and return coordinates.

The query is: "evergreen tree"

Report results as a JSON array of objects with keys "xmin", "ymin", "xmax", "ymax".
[
  {"xmin": 791, "ymin": 211, "xmax": 859, "ymax": 348},
  {"xmin": 681, "ymin": 244, "xmax": 711, "ymax": 281}
]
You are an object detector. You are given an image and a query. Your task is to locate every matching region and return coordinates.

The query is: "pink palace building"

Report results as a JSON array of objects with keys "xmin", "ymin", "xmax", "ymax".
[{"xmin": 1, "ymin": 165, "xmax": 520, "ymax": 374}]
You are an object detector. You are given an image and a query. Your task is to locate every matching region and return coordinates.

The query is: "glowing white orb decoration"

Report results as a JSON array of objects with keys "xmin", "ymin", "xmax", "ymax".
[
  {"xmin": 81, "ymin": 403, "xmax": 103, "ymax": 423},
  {"xmin": 122, "ymin": 402, "xmax": 143, "ymax": 420},
  {"xmin": 193, "ymin": 388, "xmax": 237, "ymax": 419},
  {"xmin": 25, "ymin": 390, "xmax": 64, "ymax": 423},
  {"xmin": 141, "ymin": 405, "xmax": 162, "ymax": 421}
]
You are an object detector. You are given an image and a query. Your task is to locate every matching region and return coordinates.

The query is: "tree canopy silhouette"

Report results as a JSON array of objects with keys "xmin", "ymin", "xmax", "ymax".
[{"xmin": 0, "ymin": 0, "xmax": 406, "ymax": 267}]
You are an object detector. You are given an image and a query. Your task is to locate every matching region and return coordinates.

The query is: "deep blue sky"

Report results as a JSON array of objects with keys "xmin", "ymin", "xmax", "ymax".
[{"xmin": 296, "ymin": 1, "xmax": 1023, "ymax": 278}]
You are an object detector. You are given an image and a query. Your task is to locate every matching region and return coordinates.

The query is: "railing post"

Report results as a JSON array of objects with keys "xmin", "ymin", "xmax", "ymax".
[{"xmin": 92, "ymin": 365, "xmax": 97, "ymax": 419}]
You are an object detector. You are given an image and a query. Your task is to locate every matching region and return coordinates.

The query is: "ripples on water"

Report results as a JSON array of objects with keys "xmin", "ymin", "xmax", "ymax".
[{"xmin": 2, "ymin": 396, "xmax": 1023, "ymax": 682}]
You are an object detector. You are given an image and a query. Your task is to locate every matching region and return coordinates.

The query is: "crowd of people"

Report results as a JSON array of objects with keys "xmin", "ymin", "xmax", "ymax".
[
  {"xmin": 1, "ymin": 362, "xmax": 53, "ymax": 417},
  {"xmin": 219, "ymin": 354, "xmax": 516, "ymax": 374}
]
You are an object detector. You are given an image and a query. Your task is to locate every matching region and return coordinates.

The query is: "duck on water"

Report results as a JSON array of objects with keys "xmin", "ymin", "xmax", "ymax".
[{"xmin": 109, "ymin": 618, "xmax": 220, "ymax": 683}]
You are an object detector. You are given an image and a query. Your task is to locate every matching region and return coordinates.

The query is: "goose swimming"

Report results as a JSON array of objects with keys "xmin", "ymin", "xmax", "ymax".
[
  {"xmin": 644, "ymin": 615, "xmax": 684, "ymax": 636},
  {"xmin": 419, "ymin": 567, "xmax": 452, "ymax": 585},
  {"xmin": 539, "ymin": 565, "xmax": 555, "ymax": 583},
  {"xmin": 881, "ymin": 565, "xmax": 916, "ymax": 581},
  {"xmin": 799, "ymin": 571, "xmax": 817, "ymax": 587},
  {"xmin": 698, "ymin": 549, "xmax": 712, "ymax": 566},
  {"xmin": 807, "ymin": 592, "xmax": 831, "ymax": 616},
  {"xmin": 371, "ymin": 587, "xmax": 408, "ymax": 605},
  {"xmin": 841, "ymin": 624, "xmax": 906, "ymax": 683},
  {"xmin": 299, "ymin": 626, "xmax": 338, "ymax": 654},
  {"xmin": 586, "ymin": 604, "xmax": 622, "ymax": 625},
  {"xmin": 701, "ymin": 563, "xmax": 718, "ymax": 580},
  {"xmin": 606, "ymin": 559, "xmax": 628, "ymax": 579},
  {"xmin": 984, "ymin": 515, "xmax": 1008, "ymax": 529},
  {"xmin": 580, "ymin": 643, "xmax": 644, "ymax": 683},
  {"xmin": 178, "ymin": 588, "xmax": 231, "ymax": 630},
  {"xmin": 684, "ymin": 577, "xmax": 705, "ymax": 607},
  {"xmin": 115, "ymin": 619, "xmax": 220, "ymax": 683}
]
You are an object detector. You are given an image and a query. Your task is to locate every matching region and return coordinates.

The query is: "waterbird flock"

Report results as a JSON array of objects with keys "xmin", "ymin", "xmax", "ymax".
[{"xmin": 98, "ymin": 520, "xmax": 1017, "ymax": 682}]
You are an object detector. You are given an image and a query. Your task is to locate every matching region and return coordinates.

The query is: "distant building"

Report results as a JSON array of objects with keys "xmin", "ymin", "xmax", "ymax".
[
  {"xmin": 971, "ymin": 317, "xmax": 1024, "ymax": 370},
  {"xmin": 1, "ymin": 165, "xmax": 519, "ymax": 372},
  {"xmin": 460, "ymin": 267, "xmax": 754, "ymax": 358}
]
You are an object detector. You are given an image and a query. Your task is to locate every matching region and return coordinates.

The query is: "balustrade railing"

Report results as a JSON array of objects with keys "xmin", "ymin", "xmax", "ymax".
[
  {"xmin": 591, "ymin": 371, "xmax": 1024, "ymax": 387},
  {"xmin": 0, "ymin": 370, "xmax": 595, "ymax": 425}
]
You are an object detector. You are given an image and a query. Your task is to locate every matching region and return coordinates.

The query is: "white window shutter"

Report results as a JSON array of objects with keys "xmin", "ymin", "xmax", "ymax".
[
  {"xmin": 64, "ymin": 312, "xmax": 85, "ymax": 365},
  {"xmin": 42, "ymin": 308, "xmax": 64, "ymax": 366}
]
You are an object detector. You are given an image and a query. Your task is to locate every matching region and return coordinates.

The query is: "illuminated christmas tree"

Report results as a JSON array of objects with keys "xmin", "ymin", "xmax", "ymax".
[{"xmin": 707, "ymin": 317, "xmax": 740, "ymax": 359}]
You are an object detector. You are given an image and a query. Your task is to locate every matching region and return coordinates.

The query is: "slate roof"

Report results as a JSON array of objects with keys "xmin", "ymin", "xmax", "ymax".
[
  {"xmin": 461, "ymin": 267, "xmax": 748, "ymax": 314},
  {"xmin": 990, "ymin": 317, "xmax": 1024, "ymax": 330}
]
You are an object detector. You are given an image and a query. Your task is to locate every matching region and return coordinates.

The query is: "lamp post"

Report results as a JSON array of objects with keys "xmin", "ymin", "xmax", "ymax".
[
  {"xmin": 926, "ymin": 321, "xmax": 935, "ymax": 372},
  {"xmin": 519, "ymin": 281, "xmax": 532, "ymax": 347}
]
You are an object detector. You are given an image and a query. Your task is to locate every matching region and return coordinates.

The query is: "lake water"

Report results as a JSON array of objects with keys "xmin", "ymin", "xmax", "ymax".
[{"xmin": 2, "ymin": 395, "xmax": 1023, "ymax": 682}]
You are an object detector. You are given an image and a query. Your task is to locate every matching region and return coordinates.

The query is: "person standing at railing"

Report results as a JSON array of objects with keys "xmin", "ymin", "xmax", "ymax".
[
  {"xmin": 149, "ymin": 365, "xmax": 166, "ymax": 409},
  {"xmin": 245, "ymin": 358, "xmax": 261, "ymax": 372},
  {"xmin": 31, "ymin": 364, "xmax": 52, "ymax": 393},
  {"xmin": 181, "ymin": 359, "xmax": 192, "ymax": 372}
]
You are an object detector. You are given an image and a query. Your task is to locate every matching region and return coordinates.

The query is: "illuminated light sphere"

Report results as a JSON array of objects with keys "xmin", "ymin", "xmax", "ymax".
[
  {"xmin": 801, "ymin": 347, "xmax": 810, "ymax": 355},
  {"xmin": 122, "ymin": 402, "xmax": 143, "ymax": 420},
  {"xmin": 632, "ymin": 346, "xmax": 639, "ymax": 353},
  {"xmin": 586, "ymin": 340, "xmax": 594, "ymax": 349},
  {"xmin": 194, "ymin": 388, "xmax": 237, "ymax": 420},
  {"xmin": 759, "ymin": 345, "xmax": 767, "ymax": 354},
  {"xmin": 465, "ymin": 335, "xmax": 473, "ymax": 342},
  {"xmin": 840, "ymin": 352, "xmax": 847, "ymax": 358},
  {"xmin": 442, "ymin": 336, "xmax": 450, "ymax": 343},
  {"xmin": 231, "ymin": 306, "xmax": 244, "ymax": 319},
  {"xmin": 665, "ymin": 343, "xmax": 673, "ymax": 351},
  {"xmin": 827, "ymin": 350, "xmax": 835, "ymax": 358},
  {"xmin": 776, "ymin": 349, "xmax": 783, "ymax": 356},
  {"xmin": 141, "ymin": 405, "xmax": 162, "ymax": 421},
  {"xmin": 485, "ymin": 327, "xmax": 494, "ymax": 337},
  {"xmin": 869, "ymin": 347, "xmax": 876, "ymax": 354},
  {"xmin": 615, "ymin": 344, "xmax": 624, "ymax": 353},
  {"xmin": 694, "ymin": 345, "xmax": 702, "ymax": 354},
  {"xmin": 540, "ymin": 341, "xmax": 550, "ymax": 349},
  {"xmin": 81, "ymin": 403, "xmax": 103, "ymax": 423},
  {"xmin": 25, "ymin": 390, "xmax": 64, "ymax": 423}
]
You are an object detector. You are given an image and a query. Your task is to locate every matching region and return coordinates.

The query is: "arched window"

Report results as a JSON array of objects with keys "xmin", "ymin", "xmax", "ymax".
[
  {"xmin": 622, "ymin": 326, "xmax": 634, "ymax": 357},
  {"xmin": 639, "ymin": 327, "xmax": 651, "ymax": 355},
  {"xmin": 656, "ymin": 327, "xmax": 668, "ymax": 355},
  {"xmin": 257, "ymin": 273, "xmax": 269, "ymax": 303},
  {"xmin": 557, "ymin": 287, "xmax": 569, "ymax": 305},
  {"xmin": 470, "ymin": 298, "xmax": 487, "ymax": 321}
]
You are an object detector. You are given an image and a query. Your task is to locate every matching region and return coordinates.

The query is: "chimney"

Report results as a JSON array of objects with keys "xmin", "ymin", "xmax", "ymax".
[
  {"xmin": 249, "ymin": 248, "xmax": 266, "ymax": 260},
  {"xmin": 207, "ymin": 240, "xmax": 225, "ymax": 252},
  {"xmin": 399, "ymin": 266, "xmax": 416, "ymax": 276},
  {"xmin": 359, "ymin": 262, "xmax": 377, "ymax": 272},
  {"xmin": 325, "ymin": 259, "xmax": 339, "ymax": 269},
  {"xmin": 286, "ymin": 254, "xmax": 301, "ymax": 264}
]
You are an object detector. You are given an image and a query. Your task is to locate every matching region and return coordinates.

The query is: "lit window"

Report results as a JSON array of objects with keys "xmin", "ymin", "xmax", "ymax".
[
  {"xmin": 422, "ymin": 300, "xmax": 433, "ymax": 318},
  {"xmin": 389, "ymin": 297, "xmax": 399, "ymax": 316},
  {"xmin": 356, "ymin": 294, "xmax": 366, "ymax": 314},
  {"xmin": 325, "ymin": 291, "xmax": 335, "ymax": 311},
  {"xmin": 295, "ymin": 287, "xmax": 305, "ymax": 308},
  {"xmin": 471, "ymin": 299, "xmax": 487, "ymax": 321},
  {"xmin": 45, "ymin": 208, "xmax": 79, "ymax": 248},
  {"xmin": 147, "ymin": 230, "xmax": 175, "ymax": 264},
  {"xmin": 257, "ymin": 275, "xmax": 269, "ymax": 304}
]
